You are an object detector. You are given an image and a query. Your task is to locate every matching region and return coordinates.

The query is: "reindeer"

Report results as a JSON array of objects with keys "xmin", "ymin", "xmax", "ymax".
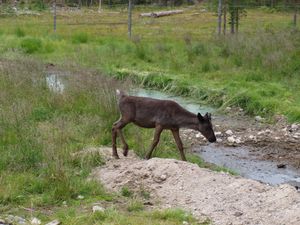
[{"xmin": 112, "ymin": 90, "xmax": 216, "ymax": 161}]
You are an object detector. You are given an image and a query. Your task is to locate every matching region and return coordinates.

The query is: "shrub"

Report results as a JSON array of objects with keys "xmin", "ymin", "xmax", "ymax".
[{"xmin": 20, "ymin": 37, "xmax": 42, "ymax": 54}]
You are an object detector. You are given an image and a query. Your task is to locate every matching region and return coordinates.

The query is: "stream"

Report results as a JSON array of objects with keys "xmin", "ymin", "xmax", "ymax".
[{"xmin": 46, "ymin": 74, "xmax": 300, "ymax": 187}]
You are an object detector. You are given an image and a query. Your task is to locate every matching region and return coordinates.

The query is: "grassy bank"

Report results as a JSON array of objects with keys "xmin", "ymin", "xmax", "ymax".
[{"xmin": 0, "ymin": 5, "xmax": 299, "ymax": 121}]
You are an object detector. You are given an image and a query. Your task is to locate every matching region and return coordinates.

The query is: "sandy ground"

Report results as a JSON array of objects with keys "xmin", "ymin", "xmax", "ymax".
[{"xmin": 91, "ymin": 147, "xmax": 300, "ymax": 225}]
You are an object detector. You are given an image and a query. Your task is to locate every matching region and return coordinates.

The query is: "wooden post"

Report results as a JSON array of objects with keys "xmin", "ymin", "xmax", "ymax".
[
  {"xmin": 294, "ymin": 2, "xmax": 298, "ymax": 27},
  {"xmin": 98, "ymin": 0, "xmax": 102, "ymax": 12},
  {"xmin": 223, "ymin": 1, "xmax": 227, "ymax": 35},
  {"xmin": 218, "ymin": 0, "xmax": 222, "ymax": 35},
  {"xmin": 53, "ymin": 0, "xmax": 57, "ymax": 32},
  {"xmin": 128, "ymin": 0, "xmax": 132, "ymax": 38}
]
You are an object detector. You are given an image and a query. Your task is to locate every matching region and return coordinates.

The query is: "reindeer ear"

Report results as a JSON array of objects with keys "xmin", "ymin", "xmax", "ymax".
[
  {"xmin": 204, "ymin": 112, "xmax": 212, "ymax": 121},
  {"xmin": 197, "ymin": 113, "xmax": 204, "ymax": 121}
]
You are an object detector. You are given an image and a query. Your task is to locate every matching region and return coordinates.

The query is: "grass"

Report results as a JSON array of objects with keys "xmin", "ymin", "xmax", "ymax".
[
  {"xmin": 0, "ymin": 3, "xmax": 299, "ymax": 224},
  {"xmin": 0, "ymin": 58, "xmax": 207, "ymax": 224},
  {"xmin": 0, "ymin": 5, "xmax": 298, "ymax": 121}
]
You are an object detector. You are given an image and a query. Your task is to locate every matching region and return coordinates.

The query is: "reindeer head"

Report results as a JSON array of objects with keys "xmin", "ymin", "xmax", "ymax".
[{"xmin": 197, "ymin": 112, "xmax": 216, "ymax": 143}]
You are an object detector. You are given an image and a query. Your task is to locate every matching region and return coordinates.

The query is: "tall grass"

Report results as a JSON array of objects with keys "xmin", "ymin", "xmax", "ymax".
[{"xmin": 0, "ymin": 59, "xmax": 121, "ymax": 206}]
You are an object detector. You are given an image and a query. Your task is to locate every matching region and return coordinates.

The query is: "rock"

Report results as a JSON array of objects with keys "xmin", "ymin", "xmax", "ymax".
[
  {"xmin": 225, "ymin": 106, "xmax": 231, "ymax": 111},
  {"xmin": 217, "ymin": 138, "xmax": 222, "ymax": 143},
  {"xmin": 291, "ymin": 124, "xmax": 298, "ymax": 130},
  {"xmin": 14, "ymin": 216, "xmax": 26, "ymax": 225},
  {"xmin": 31, "ymin": 217, "xmax": 41, "ymax": 225},
  {"xmin": 234, "ymin": 211, "xmax": 243, "ymax": 217},
  {"xmin": 160, "ymin": 174, "xmax": 167, "ymax": 181},
  {"xmin": 265, "ymin": 129, "xmax": 271, "ymax": 133},
  {"xmin": 277, "ymin": 164, "xmax": 286, "ymax": 169},
  {"xmin": 92, "ymin": 205, "xmax": 105, "ymax": 213},
  {"xmin": 225, "ymin": 130, "xmax": 233, "ymax": 135},
  {"xmin": 274, "ymin": 136, "xmax": 280, "ymax": 140},
  {"xmin": 45, "ymin": 220, "xmax": 61, "ymax": 225},
  {"xmin": 195, "ymin": 133, "xmax": 202, "ymax": 138},
  {"xmin": 249, "ymin": 135, "xmax": 256, "ymax": 140},
  {"xmin": 182, "ymin": 221, "xmax": 189, "ymax": 225},
  {"xmin": 235, "ymin": 138, "xmax": 242, "ymax": 144},
  {"xmin": 215, "ymin": 131, "xmax": 222, "ymax": 136},
  {"xmin": 77, "ymin": 195, "xmax": 84, "ymax": 200},
  {"xmin": 227, "ymin": 136, "xmax": 235, "ymax": 143},
  {"xmin": 255, "ymin": 116, "xmax": 263, "ymax": 122}
]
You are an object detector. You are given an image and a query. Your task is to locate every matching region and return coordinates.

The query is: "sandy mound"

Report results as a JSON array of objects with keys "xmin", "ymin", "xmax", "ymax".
[{"xmin": 91, "ymin": 147, "xmax": 300, "ymax": 225}]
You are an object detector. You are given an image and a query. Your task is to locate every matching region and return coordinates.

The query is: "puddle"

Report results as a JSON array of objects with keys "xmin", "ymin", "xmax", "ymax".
[
  {"xmin": 46, "ymin": 73, "xmax": 65, "ymax": 93},
  {"xmin": 131, "ymin": 88, "xmax": 214, "ymax": 115},
  {"xmin": 195, "ymin": 145, "xmax": 300, "ymax": 186}
]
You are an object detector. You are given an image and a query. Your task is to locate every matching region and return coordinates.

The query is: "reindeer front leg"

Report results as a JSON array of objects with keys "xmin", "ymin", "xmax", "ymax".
[{"xmin": 145, "ymin": 125, "xmax": 163, "ymax": 160}]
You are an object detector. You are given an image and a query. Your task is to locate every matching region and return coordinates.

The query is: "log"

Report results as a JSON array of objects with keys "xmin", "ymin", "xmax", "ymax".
[{"xmin": 140, "ymin": 10, "xmax": 183, "ymax": 18}]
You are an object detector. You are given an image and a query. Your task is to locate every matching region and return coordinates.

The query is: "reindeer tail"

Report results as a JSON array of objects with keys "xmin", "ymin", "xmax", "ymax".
[{"xmin": 116, "ymin": 89, "xmax": 127, "ymax": 100}]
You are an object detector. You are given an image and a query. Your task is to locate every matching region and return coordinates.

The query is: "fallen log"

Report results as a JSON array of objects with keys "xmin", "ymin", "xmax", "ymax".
[{"xmin": 140, "ymin": 10, "xmax": 183, "ymax": 18}]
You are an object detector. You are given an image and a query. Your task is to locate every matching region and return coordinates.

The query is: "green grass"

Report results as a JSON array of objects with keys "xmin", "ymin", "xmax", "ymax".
[
  {"xmin": 0, "ymin": 58, "xmax": 205, "ymax": 224},
  {"xmin": 0, "ymin": 4, "xmax": 299, "ymax": 224},
  {"xmin": 0, "ymin": 5, "xmax": 298, "ymax": 121}
]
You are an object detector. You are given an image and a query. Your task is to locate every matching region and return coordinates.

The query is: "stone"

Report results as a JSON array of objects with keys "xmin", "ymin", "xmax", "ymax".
[
  {"xmin": 160, "ymin": 174, "xmax": 167, "ymax": 181},
  {"xmin": 255, "ymin": 116, "xmax": 263, "ymax": 122},
  {"xmin": 217, "ymin": 138, "xmax": 222, "ymax": 143},
  {"xmin": 215, "ymin": 131, "xmax": 222, "ymax": 136},
  {"xmin": 195, "ymin": 133, "xmax": 202, "ymax": 138},
  {"xmin": 291, "ymin": 124, "xmax": 298, "ymax": 130},
  {"xmin": 234, "ymin": 211, "xmax": 243, "ymax": 217},
  {"xmin": 77, "ymin": 195, "xmax": 84, "ymax": 200},
  {"xmin": 45, "ymin": 220, "xmax": 61, "ymax": 225},
  {"xmin": 249, "ymin": 135, "xmax": 255, "ymax": 140},
  {"xmin": 31, "ymin": 217, "xmax": 41, "ymax": 225},
  {"xmin": 277, "ymin": 164, "xmax": 286, "ymax": 169},
  {"xmin": 14, "ymin": 216, "xmax": 26, "ymax": 225},
  {"xmin": 92, "ymin": 205, "xmax": 105, "ymax": 213},
  {"xmin": 225, "ymin": 130, "xmax": 233, "ymax": 135},
  {"xmin": 182, "ymin": 221, "xmax": 189, "ymax": 225},
  {"xmin": 227, "ymin": 136, "xmax": 235, "ymax": 143}
]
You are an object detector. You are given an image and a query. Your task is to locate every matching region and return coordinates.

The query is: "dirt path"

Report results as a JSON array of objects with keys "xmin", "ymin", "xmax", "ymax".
[{"xmin": 91, "ymin": 147, "xmax": 300, "ymax": 225}]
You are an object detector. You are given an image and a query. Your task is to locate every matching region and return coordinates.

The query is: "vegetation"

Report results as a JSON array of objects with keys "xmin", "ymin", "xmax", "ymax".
[
  {"xmin": 0, "ymin": 5, "xmax": 298, "ymax": 121},
  {"xmin": 0, "ymin": 2, "xmax": 299, "ymax": 224}
]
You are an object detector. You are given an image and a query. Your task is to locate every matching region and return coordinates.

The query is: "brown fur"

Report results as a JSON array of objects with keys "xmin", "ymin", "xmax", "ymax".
[{"xmin": 112, "ymin": 90, "xmax": 216, "ymax": 160}]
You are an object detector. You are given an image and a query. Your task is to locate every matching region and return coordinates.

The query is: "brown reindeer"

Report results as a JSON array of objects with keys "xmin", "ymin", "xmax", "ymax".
[{"xmin": 112, "ymin": 90, "xmax": 216, "ymax": 161}]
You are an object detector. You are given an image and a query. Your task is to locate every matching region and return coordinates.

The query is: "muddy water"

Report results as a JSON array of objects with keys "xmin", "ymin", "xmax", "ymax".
[{"xmin": 195, "ymin": 145, "xmax": 300, "ymax": 186}]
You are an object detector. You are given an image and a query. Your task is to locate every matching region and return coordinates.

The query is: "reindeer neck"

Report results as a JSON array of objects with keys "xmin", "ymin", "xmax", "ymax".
[{"xmin": 177, "ymin": 110, "xmax": 199, "ymax": 129}]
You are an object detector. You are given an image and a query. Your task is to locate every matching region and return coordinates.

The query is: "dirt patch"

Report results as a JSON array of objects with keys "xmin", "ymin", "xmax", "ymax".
[
  {"xmin": 181, "ymin": 112, "xmax": 300, "ymax": 169},
  {"xmin": 91, "ymin": 147, "xmax": 300, "ymax": 225}
]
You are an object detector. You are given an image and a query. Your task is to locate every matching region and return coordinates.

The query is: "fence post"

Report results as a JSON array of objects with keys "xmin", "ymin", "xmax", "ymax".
[
  {"xmin": 128, "ymin": 0, "xmax": 132, "ymax": 38},
  {"xmin": 218, "ymin": 0, "xmax": 222, "ymax": 35},
  {"xmin": 53, "ymin": 0, "xmax": 57, "ymax": 32}
]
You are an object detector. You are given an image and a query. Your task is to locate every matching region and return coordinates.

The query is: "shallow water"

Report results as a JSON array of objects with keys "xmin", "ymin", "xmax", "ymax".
[{"xmin": 196, "ymin": 145, "xmax": 300, "ymax": 186}]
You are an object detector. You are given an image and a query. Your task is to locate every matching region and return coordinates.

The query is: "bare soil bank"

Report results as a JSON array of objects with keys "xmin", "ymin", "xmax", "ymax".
[{"xmin": 91, "ymin": 147, "xmax": 300, "ymax": 225}]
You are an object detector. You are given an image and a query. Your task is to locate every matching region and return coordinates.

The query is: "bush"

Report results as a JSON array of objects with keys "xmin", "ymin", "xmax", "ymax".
[{"xmin": 20, "ymin": 37, "xmax": 42, "ymax": 54}]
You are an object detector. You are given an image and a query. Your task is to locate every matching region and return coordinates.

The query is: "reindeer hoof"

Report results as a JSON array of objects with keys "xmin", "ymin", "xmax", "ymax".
[
  {"xmin": 123, "ymin": 148, "xmax": 129, "ymax": 157},
  {"xmin": 112, "ymin": 154, "xmax": 120, "ymax": 159}
]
